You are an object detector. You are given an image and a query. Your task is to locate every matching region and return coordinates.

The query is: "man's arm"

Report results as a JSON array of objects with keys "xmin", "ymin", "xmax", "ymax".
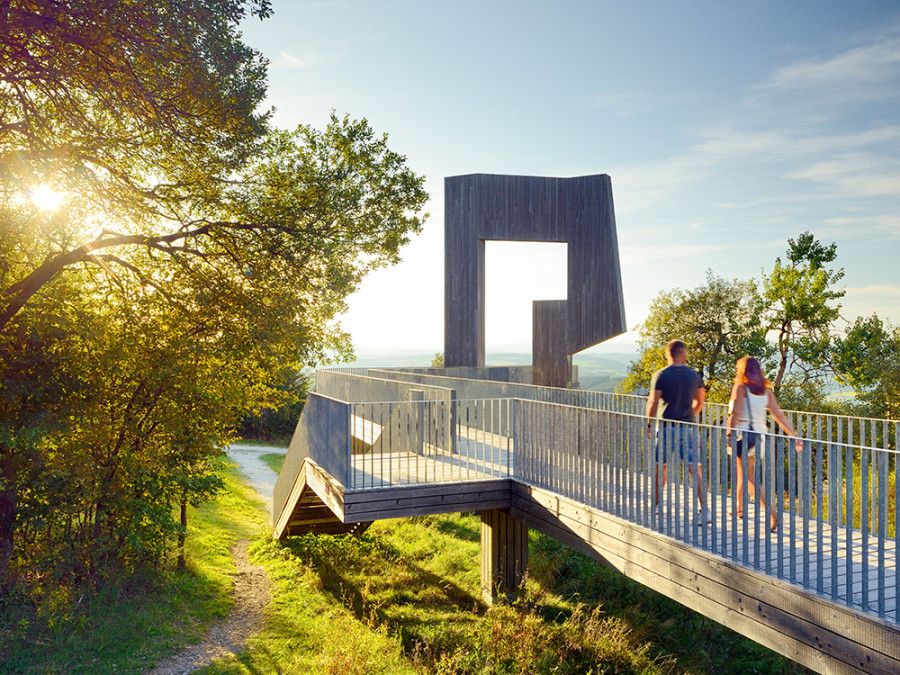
[
  {"xmin": 692, "ymin": 386, "xmax": 706, "ymax": 418},
  {"xmin": 646, "ymin": 390, "xmax": 662, "ymax": 437}
]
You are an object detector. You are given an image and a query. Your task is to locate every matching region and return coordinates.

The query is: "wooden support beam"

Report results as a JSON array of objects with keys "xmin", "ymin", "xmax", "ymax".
[
  {"xmin": 481, "ymin": 508, "xmax": 529, "ymax": 604},
  {"xmin": 510, "ymin": 482, "xmax": 900, "ymax": 675}
]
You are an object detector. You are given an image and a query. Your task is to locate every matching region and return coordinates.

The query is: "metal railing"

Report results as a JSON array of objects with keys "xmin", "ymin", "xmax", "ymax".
[
  {"xmin": 293, "ymin": 370, "xmax": 899, "ymax": 621},
  {"xmin": 348, "ymin": 397, "xmax": 513, "ymax": 489},
  {"xmin": 319, "ymin": 369, "xmax": 899, "ymax": 452},
  {"xmin": 510, "ymin": 399, "xmax": 898, "ymax": 621}
]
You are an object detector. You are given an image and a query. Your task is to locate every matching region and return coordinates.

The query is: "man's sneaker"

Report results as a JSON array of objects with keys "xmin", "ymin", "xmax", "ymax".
[{"xmin": 694, "ymin": 508, "xmax": 712, "ymax": 526}]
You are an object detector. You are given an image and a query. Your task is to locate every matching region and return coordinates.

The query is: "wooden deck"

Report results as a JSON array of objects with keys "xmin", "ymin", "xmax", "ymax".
[
  {"xmin": 276, "ymin": 430, "xmax": 900, "ymax": 674},
  {"xmin": 347, "ymin": 441, "xmax": 899, "ymax": 615}
]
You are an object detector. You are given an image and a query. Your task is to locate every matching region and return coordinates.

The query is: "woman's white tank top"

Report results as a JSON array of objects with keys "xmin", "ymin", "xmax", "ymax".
[{"xmin": 730, "ymin": 388, "xmax": 769, "ymax": 431}]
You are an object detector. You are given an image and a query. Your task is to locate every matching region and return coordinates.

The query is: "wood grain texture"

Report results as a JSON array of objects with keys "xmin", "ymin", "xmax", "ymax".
[
  {"xmin": 444, "ymin": 173, "xmax": 626, "ymax": 368},
  {"xmin": 481, "ymin": 508, "xmax": 529, "ymax": 602},
  {"xmin": 533, "ymin": 299, "xmax": 570, "ymax": 387}
]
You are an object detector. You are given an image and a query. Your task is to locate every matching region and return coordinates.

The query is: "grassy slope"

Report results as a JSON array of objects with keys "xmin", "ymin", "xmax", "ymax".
[
  {"xmin": 2, "ymin": 450, "xmax": 812, "ymax": 674},
  {"xmin": 236, "ymin": 452, "xmax": 810, "ymax": 675}
]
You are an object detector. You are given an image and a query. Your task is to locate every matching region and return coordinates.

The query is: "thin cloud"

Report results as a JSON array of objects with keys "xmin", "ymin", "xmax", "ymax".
[
  {"xmin": 845, "ymin": 284, "xmax": 900, "ymax": 298},
  {"xmin": 619, "ymin": 243, "xmax": 727, "ymax": 266},
  {"xmin": 768, "ymin": 37, "xmax": 900, "ymax": 91},
  {"xmin": 789, "ymin": 153, "xmax": 900, "ymax": 198},
  {"xmin": 840, "ymin": 285, "xmax": 900, "ymax": 324},
  {"xmin": 271, "ymin": 50, "xmax": 316, "ymax": 69}
]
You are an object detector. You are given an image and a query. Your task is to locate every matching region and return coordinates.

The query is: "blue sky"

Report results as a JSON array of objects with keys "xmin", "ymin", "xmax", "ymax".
[{"xmin": 240, "ymin": 1, "xmax": 900, "ymax": 357}]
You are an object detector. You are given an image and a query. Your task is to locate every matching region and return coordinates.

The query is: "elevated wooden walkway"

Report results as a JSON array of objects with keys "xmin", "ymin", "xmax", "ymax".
[{"xmin": 272, "ymin": 370, "xmax": 900, "ymax": 675}]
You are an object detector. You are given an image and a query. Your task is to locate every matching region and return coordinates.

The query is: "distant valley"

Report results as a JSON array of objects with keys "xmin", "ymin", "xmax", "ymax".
[{"xmin": 333, "ymin": 349, "xmax": 635, "ymax": 393}]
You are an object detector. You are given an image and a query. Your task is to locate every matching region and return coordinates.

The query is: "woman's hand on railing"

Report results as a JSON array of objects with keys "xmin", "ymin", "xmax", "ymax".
[{"xmin": 793, "ymin": 437, "xmax": 803, "ymax": 453}]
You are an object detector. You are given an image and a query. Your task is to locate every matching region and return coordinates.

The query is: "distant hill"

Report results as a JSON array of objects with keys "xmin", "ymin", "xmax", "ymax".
[
  {"xmin": 334, "ymin": 349, "xmax": 635, "ymax": 393},
  {"xmin": 331, "ymin": 349, "xmax": 442, "ymax": 369},
  {"xmin": 573, "ymin": 352, "xmax": 633, "ymax": 392}
]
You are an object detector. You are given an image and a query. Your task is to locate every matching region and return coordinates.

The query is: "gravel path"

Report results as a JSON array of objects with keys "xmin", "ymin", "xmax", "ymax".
[
  {"xmin": 145, "ymin": 444, "xmax": 286, "ymax": 675},
  {"xmin": 227, "ymin": 443, "xmax": 284, "ymax": 515}
]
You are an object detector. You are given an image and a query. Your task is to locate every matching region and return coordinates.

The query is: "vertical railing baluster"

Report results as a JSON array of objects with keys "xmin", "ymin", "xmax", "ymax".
[
  {"xmin": 756, "ymin": 434, "xmax": 768, "ymax": 574},
  {"xmin": 877, "ymin": 423, "xmax": 887, "ymax": 618},
  {"xmin": 831, "ymin": 421, "xmax": 841, "ymax": 601},
  {"xmin": 730, "ymin": 433, "xmax": 737, "ymax": 562},
  {"xmin": 370, "ymin": 403, "xmax": 376, "ymax": 488},
  {"xmin": 862, "ymin": 422, "xmax": 870, "ymax": 612},
  {"xmin": 778, "ymin": 430, "xmax": 799, "ymax": 583},
  {"xmin": 329, "ymin": 373, "xmax": 896, "ymax": 620},
  {"xmin": 772, "ymin": 432, "xmax": 781, "ymax": 579},
  {"xmin": 816, "ymin": 418, "xmax": 824, "ymax": 595},
  {"xmin": 601, "ymin": 411, "xmax": 608, "ymax": 513},
  {"xmin": 615, "ymin": 411, "xmax": 622, "ymax": 517},
  {"xmin": 895, "ymin": 421, "xmax": 899, "ymax": 624},
  {"xmin": 846, "ymin": 420, "xmax": 855, "ymax": 610},
  {"xmin": 363, "ymin": 403, "xmax": 369, "ymax": 489},
  {"xmin": 349, "ymin": 404, "xmax": 356, "ymax": 490},
  {"xmin": 762, "ymin": 435, "xmax": 770, "ymax": 575},
  {"xmin": 802, "ymin": 433, "xmax": 811, "ymax": 590},
  {"xmin": 709, "ymin": 426, "xmax": 717, "ymax": 553}
]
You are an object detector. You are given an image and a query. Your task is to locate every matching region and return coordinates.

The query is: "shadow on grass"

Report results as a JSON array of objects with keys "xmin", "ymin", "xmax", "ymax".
[
  {"xmin": 430, "ymin": 513, "xmax": 480, "ymax": 542},
  {"xmin": 278, "ymin": 533, "xmax": 480, "ymax": 624}
]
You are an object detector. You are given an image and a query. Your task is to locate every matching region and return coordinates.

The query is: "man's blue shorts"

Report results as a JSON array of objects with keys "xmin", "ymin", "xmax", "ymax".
[{"xmin": 654, "ymin": 422, "xmax": 697, "ymax": 464}]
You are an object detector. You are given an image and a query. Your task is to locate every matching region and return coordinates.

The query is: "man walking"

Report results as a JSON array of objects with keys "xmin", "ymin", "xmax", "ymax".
[{"xmin": 646, "ymin": 339, "xmax": 709, "ymax": 525}]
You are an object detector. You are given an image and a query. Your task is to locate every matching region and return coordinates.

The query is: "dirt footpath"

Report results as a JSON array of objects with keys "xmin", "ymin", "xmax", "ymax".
[{"xmin": 145, "ymin": 444, "xmax": 285, "ymax": 674}]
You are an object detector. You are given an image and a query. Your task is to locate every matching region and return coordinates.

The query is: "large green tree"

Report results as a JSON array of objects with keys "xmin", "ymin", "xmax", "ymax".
[
  {"xmin": 0, "ymin": 1, "xmax": 428, "ymax": 585},
  {"xmin": 833, "ymin": 314, "xmax": 900, "ymax": 420},
  {"xmin": 0, "ymin": 0, "xmax": 272, "ymax": 328},
  {"xmin": 760, "ymin": 232, "xmax": 844, "ymax": 394},
  {"xmin": 12, "ymin": 271, "xmax": 275, "ymax": 581},
  {"xmin": 619, "ymin": 271, "xmax": 767, "ymax": 403}
]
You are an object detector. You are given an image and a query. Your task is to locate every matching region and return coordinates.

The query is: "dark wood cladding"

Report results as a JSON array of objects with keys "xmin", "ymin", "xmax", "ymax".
[
  {"xmin": 445, "ymin": 173, "xmax": 626, "ymax": 369},
  {"xmin": 533, "ymin": 300, "xmax": 570, "ymax": 387}
]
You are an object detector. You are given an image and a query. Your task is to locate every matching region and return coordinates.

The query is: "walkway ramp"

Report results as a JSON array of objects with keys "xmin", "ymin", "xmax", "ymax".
[{"xmin": 272, "ymin": 369, "xmax": 900, "ymax": 675}]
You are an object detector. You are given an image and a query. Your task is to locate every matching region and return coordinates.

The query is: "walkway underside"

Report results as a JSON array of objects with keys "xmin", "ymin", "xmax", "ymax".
[{"xmin": 276, "ymin": 457, "xmax": 900, "ymax": 675}]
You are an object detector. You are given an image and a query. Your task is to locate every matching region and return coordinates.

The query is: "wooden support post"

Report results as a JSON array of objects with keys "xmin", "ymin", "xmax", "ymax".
[{"xmin": 481, "ymin": 508, "xmax": 528, "ymax": 604}]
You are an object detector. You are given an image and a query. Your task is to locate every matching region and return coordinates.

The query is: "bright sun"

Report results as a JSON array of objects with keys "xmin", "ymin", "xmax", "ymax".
[{"xmin": 29, "ymin": 185, "xmax": 63, "ymax": 211}]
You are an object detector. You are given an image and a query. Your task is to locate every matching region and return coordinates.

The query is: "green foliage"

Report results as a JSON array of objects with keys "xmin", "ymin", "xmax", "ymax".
[
  {"xmin": 528, "ymin": 535, "xmax": 811, "ymax": 674},
  {"xmin": 0, "ymin": 1, "xmax": 428, "ymax": 587},
  {"xmin": 760, "ymin": 232, "xmax": 844, "ymax": 393},
  {"xmin": 431, "ymin": 352, "xmax": 445, "ymax": 368},
  {"xmin": 623, "ymin": 233, "xmax": 860, "ymax": 412},
  {"xmin": 0, "ymin": 463, "xmax": 266, "ymax": 674},
  {"xmin": 259, "ymin": 453, "xmax": 287, "ymax": 474},
  {"xmin": 833, "ymin": 314, "xmax": 900, "ymax": 419},
  {"xmin": 619, "ymin": 271, "xmax": 766, "ymax": 402},
  {"xmin": 239, "ymin": 371, "xmax": 311, "ymax": 444},
  {"xmin": 236, "ymin": 511, "xmax": 806, "ymax": 674},
  {"xmin": 2, "ymin": 463, "xmax": 813, "ymax": 674},
  {"xmin": 237, "ymin": 514, "xmax": 673, "ymax": 675}
]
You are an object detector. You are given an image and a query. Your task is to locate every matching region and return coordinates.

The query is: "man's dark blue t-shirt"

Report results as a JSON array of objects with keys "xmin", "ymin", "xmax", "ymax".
[{"xmin": 650, "ymin": 365, "xmax": 703, "ymax": 422}]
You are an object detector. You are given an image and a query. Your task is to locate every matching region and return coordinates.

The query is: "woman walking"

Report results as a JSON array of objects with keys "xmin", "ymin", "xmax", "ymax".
[{"xmin": 726, "ymin": 356, "xmax": 803, "ymax": 531}]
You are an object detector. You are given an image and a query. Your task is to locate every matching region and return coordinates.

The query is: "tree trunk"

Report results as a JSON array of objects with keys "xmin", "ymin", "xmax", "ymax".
[
  {"xmin": 0, "ymin": 450, "xmax": 18, "ymax": 589},
  {"xmin": 773, "ymin": 322, "xmax": 790, "ymax": 395},
  {"xmin": 177, "ymin": 499, "xmax": 187, "ymax": 570}
]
